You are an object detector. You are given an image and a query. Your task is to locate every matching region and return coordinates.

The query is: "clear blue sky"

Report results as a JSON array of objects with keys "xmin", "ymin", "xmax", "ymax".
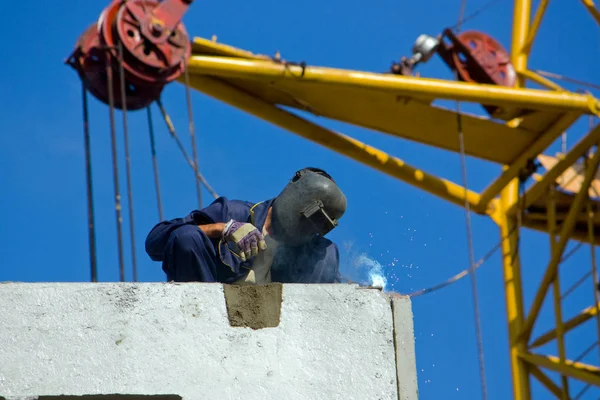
[{"xmin": 1, "ymin": 0, "xmax": 599, "ymax": 398}]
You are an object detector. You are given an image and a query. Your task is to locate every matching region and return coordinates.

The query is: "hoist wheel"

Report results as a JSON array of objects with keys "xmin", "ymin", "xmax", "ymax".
[
  {"xmin": 67, "ymin": 0, "xmax": 193, "ymax": 110},
  {"xmin": 100, "ymin": 0, "xmax": 192, "ymax": 86},
  {"xmin": 69, "ymin": 24, "xmax": 163, "ymax": 111},
  {"xmin": 451, "ymin": 30, "xmax": 516, "ymax": 87}
]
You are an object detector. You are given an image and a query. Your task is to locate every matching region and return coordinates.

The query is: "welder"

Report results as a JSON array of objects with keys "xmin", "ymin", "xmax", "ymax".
[{"xmin": 145, "ymin": 167, "xmax": 347, "ymax": 284}]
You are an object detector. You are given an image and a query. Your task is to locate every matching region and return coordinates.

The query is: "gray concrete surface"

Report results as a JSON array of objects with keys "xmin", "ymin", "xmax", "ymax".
[
  {"xmin": 0, "ymin": 283, "xmax": 418, "ymax": 400},
  {"xmin": 392, "ymin": 296, "xmax": 419, "ymax": 400}
]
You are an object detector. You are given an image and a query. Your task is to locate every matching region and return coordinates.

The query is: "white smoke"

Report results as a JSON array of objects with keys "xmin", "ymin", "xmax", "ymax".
[
  {"xmin": 355, "ymin": 254, "xmax": 388, "ymax": 290},
  {"xmin": 339, "ymin": 241, "xmax": 389, "ymax": 290}
]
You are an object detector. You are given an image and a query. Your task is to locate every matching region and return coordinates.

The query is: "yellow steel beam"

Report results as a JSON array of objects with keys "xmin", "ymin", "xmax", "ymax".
[
  {"xmin": 191, "ymin": 36, "xmax": 272, "ymax": 60},
  {"xmin": 527, "ymin": 294, "xmax": 600, "ymax": 346},
  {"xmin": 526, "ymin": 285, "xmax": 600, "ymax": 348},
  {"xmin": 547, "ymin": 187, "xmax": 570, "ymax": 398},
  {"xmin": 525, "ymin": 221, "xmax": 600, "ymax": 244},
  {"xmin": 502, "ymin": 2, "xmax": 533, "ymax": 399},
  {"xmin": 509, "ymin": 122, "xmax": 600, "ymax": 215},
  {"xmin": 478, "ymin": 113, "xmax": 579, "ymax": 209},
  {"xmin": 522, "ymin": 0, "xmax": 550, "ymax": 56},
  {"xmin": 586, "ymin": 183, "xmax": 600, "ymax": 370},
  {"xmin": 581, "ymin": 0, "xmax": 600, "ymax": 25},
  {"xmin": 520, "ymin": 145, "xmax": 600, "ymax": 343},
  {"xmin": 186, "ymin": 56, "xmax": 600, "ymax": 114},
  {"xmin": 529, "ymin": 364, "xmax": 563, "ymax": 398},
  {"xmin": 184, "ymin": 75, "xmax": 481, "ymax": 209},
  {"xmin": 519, "ymin": 352, "xmax": 600, "ymax": 388},
  {"xmin": 497, "ymin": 192, "xmax": 531, "ymax": 400}
]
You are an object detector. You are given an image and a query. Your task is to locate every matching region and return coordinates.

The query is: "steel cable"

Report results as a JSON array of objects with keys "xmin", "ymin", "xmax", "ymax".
[{"xmin": 454, "ymin": 1, "xmax": 488, "ymax": 398}]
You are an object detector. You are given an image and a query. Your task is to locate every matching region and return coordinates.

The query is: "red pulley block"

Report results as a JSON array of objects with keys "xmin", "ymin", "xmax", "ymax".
[
  {"xmin": 67, "ymin": 0, "xmax": 193, "ymax": 110},
  {"xmin": 450, "ymin": 30, "xmax": 516, "ymax": 87},
  {"xmin": 99, "ymin": 0, "xmax": 192, "ymax": 86},
  {"xmin": 69, "ymin": 24, "xmax": 164, "ymax": 110}
]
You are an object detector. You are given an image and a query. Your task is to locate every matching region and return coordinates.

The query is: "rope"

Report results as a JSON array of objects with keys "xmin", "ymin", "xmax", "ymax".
[
  {"xmin": 408, "ymin": 224, "xmax": 517, "ymax": 297},
  {"xmin": 576, "ymin": 341, "xmax": 598, "ymax": 363},
  {"xmin": 117, "ymin": 42, "xmax": 138, "ymax": 283},
  {"xmin": 105, "ymin": 49, "xmax": 126, "ymax": 283},
  {"xmin": 561, "ymin": 269, "xmax": 591, "ymax": 300},
  {"xmin": 183, "ymin": 61, "xmax": 204, "ymax": 209},
  {"xmin": 147, "ymin": 105, "xmax": 164, "ymax": 222},
  {"xmin": 533, "ymin": 69, "xmax": 600, "ymax": 92},
  {"xmin": 81, "ymin": 82, "xmax": 98, "ymax": 282},
  {"xmin": 454, "ymin": 1, "xmax": 489, "ymax": 398},
  {"xmin": 448, "ymin": 0, "xmax": 505, "ymax": 31},
  {"xmin": 573, "ymin": 340, "xmax": 599, "ymax": 399},
  {"xmin": 456, "ymin": 106, "xmax": 489, "ymax": 400},
  {"xmin": 155, "ymin": 98, "xmax": 220, "ymax": 200},
  {"xmin": 409, "ymin": 181, "xmax": 526, "ymax": 298},
  {"xmin": 574, "ymin": 380, "xmax": 593, "ymax": 400}
]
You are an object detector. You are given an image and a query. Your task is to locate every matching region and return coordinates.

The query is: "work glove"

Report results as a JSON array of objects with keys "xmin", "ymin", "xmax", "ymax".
[{"xmin": 222, "ymin": 220, "xmax": 267, "ymax": 262}]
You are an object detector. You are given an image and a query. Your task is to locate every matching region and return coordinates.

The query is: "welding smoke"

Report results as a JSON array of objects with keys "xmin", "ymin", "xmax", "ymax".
[
  {"xmin": 355, "ymin": 254, "xmax": 388, "ymax": 290},
  {"xmin": 265, "ymin": 237, "xmax": 389, "ymax": 288},
  {"xmin": 339, "ymin": 241, "xmax": 389, "ymax": 290}
]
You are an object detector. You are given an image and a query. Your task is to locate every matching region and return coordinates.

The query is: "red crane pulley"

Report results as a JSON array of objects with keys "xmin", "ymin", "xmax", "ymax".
[{"xmin": 67, "ymin": 0, "xmax": 193, "ymax": 110}]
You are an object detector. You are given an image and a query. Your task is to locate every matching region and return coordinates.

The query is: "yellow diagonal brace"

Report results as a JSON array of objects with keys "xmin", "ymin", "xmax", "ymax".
[
  {"xmin": 184, "ymin": 75, "xmax": 481, "ymax": 210},
  {"xmin": 522, "ymin": 0, "xmax": 549, "ymax": 55},
  {"xmin": 547, "ymin": 187, "xmax": 570, "ymax": 398},
  {"xmin": 530, "ymin": 302, "xmax": 600, "ymax": 348},
  {"xmin": 518, "ymin": 69, "xmax": 563, "ymax": 91},
  {"xmin": 508, "ymin": 122, "xmax": 600, "ymax": 215},
  {"xmin": 520, "ymin": 352, "xmax": 600, "ymax": 387},
  {"xmin": 520, "ymin": 145, "xmax": 600, "ymax": 342},
  {"xmin": 186, "ymin": 56, "xmax": 600, "ymax": 113},
  {"xmin": 478, "ymin": 113, "xmax": 579, "ymax": 209},
  {"xmin": 581, "ymin": 0, "xmax": 600, "ymax": 25},
  {"xmin": 529, "ymin": 364, "xmax": 563, "ymax": 398}
]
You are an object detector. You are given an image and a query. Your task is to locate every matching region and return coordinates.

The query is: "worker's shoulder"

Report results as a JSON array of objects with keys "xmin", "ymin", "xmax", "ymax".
[
  {"xmin": 230, "ymin": 199, "xmax": 257, "ymax": 208},
  {"xmin": 207, "ymin": 196, "xmax": 254, "ymax": 209}
]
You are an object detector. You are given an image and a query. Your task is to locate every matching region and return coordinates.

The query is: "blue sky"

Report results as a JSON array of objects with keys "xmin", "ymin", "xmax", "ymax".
[{"xmin": 1, "ymin": 0, "xmax": 599, "ymax": 398}]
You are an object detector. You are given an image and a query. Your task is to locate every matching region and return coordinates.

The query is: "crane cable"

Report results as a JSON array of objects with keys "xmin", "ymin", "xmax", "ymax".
[
  {"xmin": 407, "ymin": 224, "xmax": 516, "ymax": 297},
  {"xmin": 183, "ymin": 60, "xmax": 204, "ymax": 209},
  {"xmin": 155, "ymin": 98, "xmax": 220, "ymax": 200},
  {"xmin": 117, "ymin": 42, "xmax": 138, "ymax": 283},
  {"xmin": 80, "ymin": 81, "xmax": 98, "ymax": 282},
  {"xmin": 455, "ymin": 1, "xmax": 488, "ymax": 399},
  {"xmin": 146, "ymin": 105, "xmax": 164, "ymax": 222},
  {"xmin": 533, "ymin": 69, "xmax": 600, "ymax": 92},
  {"xmin": 448, "ymin": 0, "xmax": 505, "ymax": 32},
  {"xmin": 105, "ymin": 49, "xmax": 126, "ymax": 283},
  {"xmin": 408, "ymin": 181, "xmax": 526, "ymax": 298},
  {"xmin": 456, "ymin": 97, "xmax": 489, "ymax": 400}
]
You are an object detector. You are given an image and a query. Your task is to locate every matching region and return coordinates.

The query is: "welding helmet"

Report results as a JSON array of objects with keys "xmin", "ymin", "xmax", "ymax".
[{"xmin": 270, "ymin": 168, "xmax": 347, "ymax": 247}]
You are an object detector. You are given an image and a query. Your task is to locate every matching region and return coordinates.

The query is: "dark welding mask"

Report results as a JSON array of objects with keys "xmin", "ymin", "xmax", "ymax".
[{"xmin": 270, "ymin": 168, "xmax": 347, "ymax": 247}]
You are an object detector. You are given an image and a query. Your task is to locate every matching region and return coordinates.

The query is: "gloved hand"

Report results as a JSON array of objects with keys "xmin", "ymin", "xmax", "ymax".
[{"xmin": 222, "ymin": 220, "xmax": 267, "ymax": 261}]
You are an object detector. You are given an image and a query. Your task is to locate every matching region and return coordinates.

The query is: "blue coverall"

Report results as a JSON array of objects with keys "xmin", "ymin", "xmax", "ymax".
[{"xmin": 145, "ymin": 197, "xmax": 342, "ymax": 283}]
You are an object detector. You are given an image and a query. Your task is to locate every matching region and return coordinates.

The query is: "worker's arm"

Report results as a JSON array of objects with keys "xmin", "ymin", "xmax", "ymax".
[
  {"xmin": 145, "ymin": 217, "xmax": 195, "ymax": 262},
  {"xmin": 145, "ymin": 197, "xmax": 259, "ymax": 262},
  {"xmin": 145, "ymin": 197, "xmax": 231, "ymax": 262},
  {"xmin": 145, "ymin": 220, "xmax": 225, "ymax": 261},
  {"xmin": 198, "ymin": 223, "xmax": 226, "ymax": 238}
]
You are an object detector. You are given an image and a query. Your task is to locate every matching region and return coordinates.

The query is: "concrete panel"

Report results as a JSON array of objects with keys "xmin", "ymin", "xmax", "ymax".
[
  {"xmin": 392, "ymin": 296, "xmax": 419, "ymax": 400},
  {"xmin": 0, "ymin": 283, "xmax": 417, "ymax": 400}
]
